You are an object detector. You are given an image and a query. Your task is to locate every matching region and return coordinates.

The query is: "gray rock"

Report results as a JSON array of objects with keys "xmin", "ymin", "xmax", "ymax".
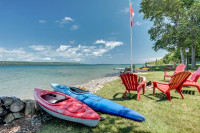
[
  {"xmin": 0, "ymin": 98, "xmax": 2, "ymax": 106},
  {"xmin": 2, "ymin": 97, "xmax": 13, "ymax": 106},
  {"xmin": 0, "ymin": 109, "xmax": 8, "ymax": 117},
  {"xmin": 13, "ymin": 112, "xmax": 24, "ymax": 119},
  {"xmin": 75, "ymin": 76, "xmax": 120, "ymax": 93},
  {"xmin": 24, "ymin": 99, "xmax": 36, "ymax": 116},
  {"xmin": 10, "ymin": 99, "xmax": 24, "ymax": 112},
  {"xmin": 3, "ymin": 113, "xmax": 15, "ymax": 123},
  {"xmin": 0, "ymin": 117, "xmax": 3, "ymax": 123}
]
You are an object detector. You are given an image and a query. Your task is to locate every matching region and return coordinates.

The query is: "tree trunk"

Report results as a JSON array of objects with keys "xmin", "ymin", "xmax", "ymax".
[
  {"xmin": 180, "ymin": 47, "xmax": 185, "ymax": 64},
  {"xmin": 191, "ymin": 45, "xmax": 196, "ymax": 69}
]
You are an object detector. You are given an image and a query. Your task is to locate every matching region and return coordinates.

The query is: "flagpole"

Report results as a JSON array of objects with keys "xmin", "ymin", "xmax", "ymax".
[{"xmin": 129, "ymin": 0, "xmax": 133, "ymax": 73}]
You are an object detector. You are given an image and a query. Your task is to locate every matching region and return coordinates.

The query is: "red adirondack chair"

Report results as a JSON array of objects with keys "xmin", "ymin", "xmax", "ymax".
[
  {"xmin": 120, "ymin": 73, "xmax": 146, "ymax": 101},
  {"xmin": 153, "ymin": 71, "xmax": 191, "ymax": 101},
  {"xmin": 164, "ymin": 64, "xmax": 186, "ymax": 80},
  {"xmin": 163, "ymin": 62, "xmax": 177, "ymax": 71},
  {"xmin": 181, "ymin": 66, "xmax": 200, "ymax": 93}
]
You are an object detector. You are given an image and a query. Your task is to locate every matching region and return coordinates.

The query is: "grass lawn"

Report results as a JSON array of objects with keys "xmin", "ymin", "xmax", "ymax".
[{"xmin": 38, "ymin": 71, "xmax": 200, "ymax": 133}]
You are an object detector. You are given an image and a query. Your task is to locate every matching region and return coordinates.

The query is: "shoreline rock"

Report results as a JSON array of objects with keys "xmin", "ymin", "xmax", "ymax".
[{"xmin": 75, "ymin": 76, "xmax": 120, "ymax": 93}]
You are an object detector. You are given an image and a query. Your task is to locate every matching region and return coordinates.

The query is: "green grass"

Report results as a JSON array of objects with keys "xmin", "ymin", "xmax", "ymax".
[{"xmin": 38, "ymin": 71, "xmax": 200, "ymax": 133}]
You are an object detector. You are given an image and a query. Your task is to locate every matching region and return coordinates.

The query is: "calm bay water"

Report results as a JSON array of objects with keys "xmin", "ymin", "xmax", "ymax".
[{"xmin": 0, "ymin": 64, "xmax": 143, "ymax": 99}]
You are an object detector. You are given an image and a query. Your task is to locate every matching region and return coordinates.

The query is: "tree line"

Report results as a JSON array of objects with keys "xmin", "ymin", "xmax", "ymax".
[{"xmin": 140, "ymin": 0, "xmax": 200, "ymax": 68}]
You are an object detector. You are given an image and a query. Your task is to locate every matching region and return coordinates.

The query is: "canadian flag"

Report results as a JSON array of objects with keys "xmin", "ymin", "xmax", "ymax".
[{"xmin": 130, "ymin": 4, "xmax": 134, "ymax": 27}]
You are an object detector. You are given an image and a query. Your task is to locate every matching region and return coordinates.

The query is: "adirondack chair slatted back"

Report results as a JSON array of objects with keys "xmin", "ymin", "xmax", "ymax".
[
  {"xmin": 120, "ymin": 73, "xmax": 138, "ymax": 90},
  {"xmin": 174, "ymin": 64, "xmax": 186, "ymax": 73},
  {"xmin": 190, "ymin": 67, "xmax": 200, "ymax": 82},
  {"xmin": 169, "ymin": 71, "xmax": 191, "ymax": 90}
]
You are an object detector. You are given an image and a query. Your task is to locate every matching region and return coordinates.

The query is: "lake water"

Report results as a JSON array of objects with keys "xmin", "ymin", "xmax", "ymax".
[{"xmin": 0, "ymin": 64, "xmax": 143, "ymax": 99}]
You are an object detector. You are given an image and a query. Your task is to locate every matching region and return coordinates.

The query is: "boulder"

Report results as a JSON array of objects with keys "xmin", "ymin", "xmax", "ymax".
[
  {"xmin": 3, "ymin": 113, "xmax": 15, "ymax": 123},
  {"xmin": 2, "ymin": 97, "xmax": 13, "ymax": 106},
  {"xmin": 10, "ymin": 99, "xmax": 24, "ymax": 112},
  {"xmin": 13, "ymin": 112, "xmax": 24, "ymax": 119}
]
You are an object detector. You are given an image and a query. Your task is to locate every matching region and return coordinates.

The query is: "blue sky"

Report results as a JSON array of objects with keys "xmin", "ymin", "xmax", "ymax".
[{"xmin": 0, "ymin": 0, "xmax": 167, "ymax": 64}]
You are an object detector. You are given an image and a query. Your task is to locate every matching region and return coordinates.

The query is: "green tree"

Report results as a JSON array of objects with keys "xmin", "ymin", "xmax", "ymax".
[
  {"xmin": 140, "ymin": 0, "xmax": 196, "ymax": 65},
  {"xmin": 180, "ymin": 1, "xmax": 200, "ymax": 68}
]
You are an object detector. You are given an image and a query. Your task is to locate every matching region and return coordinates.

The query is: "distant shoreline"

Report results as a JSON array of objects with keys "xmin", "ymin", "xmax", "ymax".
[{"xmin": 0, "ymin": 61, "xmax": 82, "ymax": 66}]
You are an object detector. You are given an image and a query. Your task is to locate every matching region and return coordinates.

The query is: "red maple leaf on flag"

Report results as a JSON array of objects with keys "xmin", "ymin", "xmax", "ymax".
[{"xmin": 130, "ymin": 4, "xmax": 134, "ymax": 27}]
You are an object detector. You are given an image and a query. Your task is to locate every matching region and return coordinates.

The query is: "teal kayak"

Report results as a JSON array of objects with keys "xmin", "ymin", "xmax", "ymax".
[{"xmin": 51, "ymin": 83, "xmax": 145, "ymax": 122}]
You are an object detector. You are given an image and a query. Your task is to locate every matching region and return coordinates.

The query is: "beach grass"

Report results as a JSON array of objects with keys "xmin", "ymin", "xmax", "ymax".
[{"xmin": 38, "ymin": 71, "xmax": 200, "ymax": 133}]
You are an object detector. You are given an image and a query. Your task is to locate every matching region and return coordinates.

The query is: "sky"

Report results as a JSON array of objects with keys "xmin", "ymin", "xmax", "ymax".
[{"xmin": 0, "ymin": 0, "xmax": 167, "ymax": 64}]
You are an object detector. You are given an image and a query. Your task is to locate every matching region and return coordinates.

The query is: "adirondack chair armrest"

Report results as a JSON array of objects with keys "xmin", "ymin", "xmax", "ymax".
[
  {"xmin": 164, "ymin": 66, "xmax": 173, "ymax": 70},
  {"xmin": 139, "ymin": 80, "xmax": 146, "ymax": 85},
  {"xmin": 195, "ymin": 74, "xmax": 200, "ymax": 81},
  {"xmin": 175, "ymin": 70, "xmax": 183, "ymax": 73},
  {"xmin": 152, "ymin": 81, "xmax": 169, "ymax": 85}
]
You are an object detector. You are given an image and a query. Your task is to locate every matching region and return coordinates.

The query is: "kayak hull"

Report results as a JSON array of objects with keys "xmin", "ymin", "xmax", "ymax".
[
  {"xmin": 51, "ymin": 84, "xmax": 145, "ymax": 122},
  {"xmin": 34, "ymin": 88, "xmax": 100, "ymax": 127}
]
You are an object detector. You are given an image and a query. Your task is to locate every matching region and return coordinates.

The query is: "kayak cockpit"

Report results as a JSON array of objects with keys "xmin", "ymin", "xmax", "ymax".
[
  {"xmin": 41, "ymin": 93, "xmax": 69, "ymax": 104},
  {"xmin": 69, "ymin": 87, "xmax": 89, "ymax": 93}
]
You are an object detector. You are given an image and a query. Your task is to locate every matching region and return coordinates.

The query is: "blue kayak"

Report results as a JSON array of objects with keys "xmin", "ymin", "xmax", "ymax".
[{"xmin": 51, "ymin": 83, "xmax": 145, "ymax": 122}]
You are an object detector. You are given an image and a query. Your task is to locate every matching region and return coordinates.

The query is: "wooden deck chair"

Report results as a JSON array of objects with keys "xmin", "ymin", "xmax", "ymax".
[
  {"xmin": 181, "ymin": 66, "xmax": 200, "ymax": 93},
  {"xmin": 164, "ymin": 64, "xmax": 186, "ymax": 80},
  {"xmin": 120, "ymin": 73, "xmax": 146, "ymax": 101},
  {"xmin": 153, "ymin": 71, "xmax": 191, "ymax": 101}
]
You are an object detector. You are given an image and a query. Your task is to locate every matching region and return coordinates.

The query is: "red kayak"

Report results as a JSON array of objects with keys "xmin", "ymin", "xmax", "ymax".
[{"xmin": 33, "ymin": 88, "xmax": 101, "ymax": 127}]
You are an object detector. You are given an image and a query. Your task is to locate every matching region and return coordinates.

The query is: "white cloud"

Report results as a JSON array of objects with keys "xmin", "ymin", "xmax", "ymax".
[
  {"xmin": 42, "ymin": 57, "xmax": 52, "ymax": 61},
  {"xmin": 141, "ymin": 57, "xmax": 163, "ymax": 62},
  {"xmin": 56, "ymin": 45, "xmax": 71, "ymax": 52},
  {"xmin": 7, "ymin": 58, "xmax": 15, "ymax": 61},
  {"xmin": 70, "ymin": 25, "xmax": 79, "ymax": 30},
  {"xmin": 63, "ymin": 17, "xmax": 73, "ymax": 22},
  {"xmin": 0, "ymin": 47, "xmax": 34, "ymax": 61},
  {"xmin": 82, "ymin": 49, "xmax": 91, "ymax": 53},
  {"xmin": 92, "ymin": 49, "xmax": 108, "ymax": 56},
  {"xmin": 69, "ymin": 40, "xmax": 75, "ymax": 44},
  {"xmin": 73, "ymin": 58, "xmax": 82, "ymax": 62},
  {"xmin": 39, "ymin": 20, "xmax": 46, "ymax": 24},
  {"xmin": 135, "ymin": 21, "xmax": 142, "ymax": 26},
  {"xmin": 94, "ymin": 39, "xmax": 123, "ymax": 49},
  {"xmin": 56, "ymin": 16, "xmax": 73, "ymax": 27},
  {"xmin": 121, "ymin": 8, "xmax": 129, "ymax": 13},
  {"xmin": 104, "ymin": 41, "xmax": 123, "ymax": 48},
  {"xmin": 94, "ymin": 39, "xmax": 106, "ymax": 44},
  {"xmin": 0, "ymin": 39, "xmax": 123, "ymax": 62},
  {"xmin": 29, "ymin": 45, "xmax": 49, "ymax": 51}
]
